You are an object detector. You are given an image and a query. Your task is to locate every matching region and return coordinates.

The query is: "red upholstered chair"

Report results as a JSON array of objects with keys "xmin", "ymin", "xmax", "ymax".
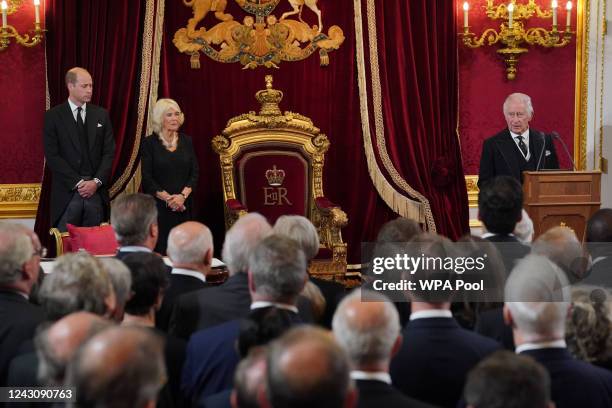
[
  {"xmin": 49, "ymin": 223, "xmax": 118, "ymax": 256},
  {"xmin": 213, "ymin": 76, "xmax": 348, "ymax": 280}
]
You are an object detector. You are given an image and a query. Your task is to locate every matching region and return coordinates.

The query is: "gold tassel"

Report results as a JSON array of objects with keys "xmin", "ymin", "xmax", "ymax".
[
  {"xmin": 190, "ymin": 52, "xmax": 201, "ymax": 69},
  {"xmin": 320, "ymin": 50, "xmax": 329, "ymax": 66}
]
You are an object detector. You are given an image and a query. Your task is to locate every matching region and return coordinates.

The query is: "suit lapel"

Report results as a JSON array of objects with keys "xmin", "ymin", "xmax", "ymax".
[
  {"xmin": 60, "ymin": 102, "xmax": 81, "ymax": 153},
  {"xmin": 86, "ymin": 105, "xmax": 97, "ymax": 153},
  {"xmin": 495, "ymin": 130, "xmax": 521, "ymax": 180}
]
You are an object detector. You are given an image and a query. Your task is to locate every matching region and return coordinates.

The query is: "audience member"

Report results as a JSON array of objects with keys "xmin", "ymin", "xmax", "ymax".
[
  {"xmin": 100, "ymin": 257, "xmax": 132, "ymax": 322},
  {"xmin": 66, "ymin": 326, "xmax": 166, "ymax": 408},
  {"xmin": 121, "ymin": 252, "xmax": 186, "ymax": 407},
  {"xmin": 333, "ymin": 289, "xmax": 434, "ymax": 408},
  {"xmin": 566, "ymin": 286, "xmax": 612, "ymax": 370},
  {"xmin": 504, "ymin": 254, "xmax": 612, "ymax": 408},
  {"xmin": 389, "ymin": 233, "xmax": 500, "ymax": 408},
  {"xmin": 110, "ymin": 193, "xmax": 160, "ymax": 258},
  {"xmin": 273, "ymin": 215, "xmax": 345, "ymax": 327},
  {"xmin": 584, "ymin": 208, "xmax": 612, "ymax": 287},
  {"xmin": 34, "ymin": 311, "xmax": 113, "ymax": 385},
  {"xmin": 464, "ymin": 350, "xmax": 554, "ymax": 408},
  {"xmin": 158, "ymin": 221, "xmax": 213, "ymax": 331},
  {"xmin": 533, "ymin": 226, "xmax": 589, "ymax": 283},
  {"xmin": 182, "ymin": 235, "xmax": 307, "ymax": 403},
  {"xmin": 0, "ymin": 222, "xmax": 44, "ymax": 386},
  {"xmin": 478, "ymin": 176, "xmax": 530, "ymax": 274},
  {"xmin": 264, "ymin": 326, "xmax": 356, "ymax": 408}
]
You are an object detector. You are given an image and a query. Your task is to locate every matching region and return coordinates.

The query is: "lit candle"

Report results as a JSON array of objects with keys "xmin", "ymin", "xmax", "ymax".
[
  {"xmin": 552, "ymin": 0, "xmax": 558, "ymax": 27},
  {"xmin": 34, "ymin": 0, "xmax": 40, "ymax": 25},
  {"xmin": 1, "ymin": 1, "xmax": 7, "ymax": 29},
  {"xmin": 508, "ymin": 3, "xmax": 514, "ymax": 28},
  {"xmin": 566, "ymin": 1, "xmax": 572, "ymax": 28},
  {"xmin": 463, "ymin": 2, "xmax": 469, "ymax": 28}
]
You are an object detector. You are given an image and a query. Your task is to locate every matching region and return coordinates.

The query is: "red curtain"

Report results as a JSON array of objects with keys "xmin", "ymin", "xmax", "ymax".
[
  {"xmin": 359, "ymin": 0, "xmax": 469, "ymax": 240},
  {"xmin": 34, "ymin": 0, "xmax": 147, "ymax": 253},
  {"xmin": 160, "ymin": 0, "xmax": 468, "ymax": 261}
]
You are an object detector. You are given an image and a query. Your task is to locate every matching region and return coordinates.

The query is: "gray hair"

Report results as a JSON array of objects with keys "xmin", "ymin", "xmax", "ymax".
[
  {"xmin": 111, "ymin": 193, "xmax": 158, "ymax": 246},
  {"xmin": 505, "ymin": 254, "xmax": 571, "ymax": 342},
  {"xmin": 0, "ymin": 221, "xmax": 33, "ymax": 285},
  {"xmin": 533, "ymin": 226, "xmax": 589, "ymax": 280},
  {"xmin": 249, "ymin": 235, "xmax": 307, "ymax": 300},
  {"xmin": 39, "ymin": 252, "xmax": 113, "ymax": 321},
  {"xmin": 66, "ymin": 326, "xmax": 165, "ymax": 408},
  {"xmin": 167, "ymin": 223, "xmax": 213, "ymax": 264},
  {"xmin": 273, "ymin": 215, "xmax": 320, "ymax": 261},
  {"xmin": 503, "ymin": 92, "xmax": 534, "ymax": 117},
  {"xmin": 222, "ymin": 213, "xmax": 272, "ymax": 275},
  {"xmin": 101, "ymin": 258, "xmax": 132, "ymax": 307},
  {"xmin": 151, "ymin": 98, "xmax": 184, "ymax": 135},
  {"xmin": 332, "ymin": 289, "xmax": 400, "ymax": 366}
]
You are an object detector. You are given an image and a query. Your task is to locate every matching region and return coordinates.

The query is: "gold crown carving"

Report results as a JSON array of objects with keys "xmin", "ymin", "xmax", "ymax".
[
  {"xmin": 265, "ymin": 165, "xmax": 285, "ymax": 186},
  {"xmin": 256, "ymin": 75, "xmax": 284, "ymax": 116}
]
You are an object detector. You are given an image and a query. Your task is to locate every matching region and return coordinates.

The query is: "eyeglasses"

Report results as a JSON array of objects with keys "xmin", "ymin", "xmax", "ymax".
[{"xmin": 33, "ymin": 246, "xmax": 47, "ymax": 258}]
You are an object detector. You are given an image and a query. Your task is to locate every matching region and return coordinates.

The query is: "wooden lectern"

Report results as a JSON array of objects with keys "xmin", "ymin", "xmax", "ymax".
[{"xmin": 523, "ymin": 171, "xmax": 601, "ymax": 241}]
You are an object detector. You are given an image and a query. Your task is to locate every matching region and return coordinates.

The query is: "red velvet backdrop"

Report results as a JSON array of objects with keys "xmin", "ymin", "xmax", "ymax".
[
  {"xmin": 458, "ymin": 0, "xmax": 577, "ymax": 175},
  {"xmin": 34, "ymin": 0, "xmax": 148, "ymax": 252},
  {"xmin": 0, "ymin": 1, "xmax": 45, "ymax": 183},
  {"xmin": 160, "ymin": 0, "xmax": 468, "ymax": 261}
]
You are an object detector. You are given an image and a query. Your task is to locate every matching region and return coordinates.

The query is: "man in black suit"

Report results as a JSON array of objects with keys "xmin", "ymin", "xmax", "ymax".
[
  {"xmin": 44, "ymin": 67, "xmax": 116, "ymax": 231},
  {"xmin": 478, "ymin": 93, "xmax": 558, "ymax": 188},
  {"xmin": 388, "ymin": 233, "xmax": 501, "ymax": 408},
  {"xmin": 0, "ymin": 222, "xmax": 45, "ymax": 386},
  {"xmin": 463, "ymin": 350, "xmax": 554, "ymax": 408},
  {"xmin": 158, "ymin": 221, "xmax": 214, "ymax": 331},
  {"xmin": 504, "ymin": 254, "xmax": 612, "ymax": 408},
  {"xmin": 110, "ymin": 193, "xmax": 160, "ymax": 259},
  {"xmin": 333, "ymin": 289, "xmax": 434, "ymax": 408}
]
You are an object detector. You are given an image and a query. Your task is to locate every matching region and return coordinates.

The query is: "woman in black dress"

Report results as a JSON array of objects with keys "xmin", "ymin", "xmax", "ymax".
[{"xmin": 141, "ymin": 98, "xmax": 199, "ymax": 254}]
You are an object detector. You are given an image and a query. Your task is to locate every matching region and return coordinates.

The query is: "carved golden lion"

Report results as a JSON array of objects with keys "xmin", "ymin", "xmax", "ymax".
[{"xmin": 183, "ymin": 0, "xmax": 233, "ymax": 36}]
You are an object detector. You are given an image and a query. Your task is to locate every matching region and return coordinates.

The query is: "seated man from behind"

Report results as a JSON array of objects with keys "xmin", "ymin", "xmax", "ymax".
[
  {"xmin": 111, "ymin": 193, "xmax": 159, "ymax": 258},
  {"xmin": 464, "ymin": 350, "xmax": 554, "ymax": 408}
]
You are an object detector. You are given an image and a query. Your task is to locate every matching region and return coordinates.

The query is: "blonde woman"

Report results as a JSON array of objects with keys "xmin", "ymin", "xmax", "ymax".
[{"xmin": 141, "ymin": 99, "xmax": 199, "ymax": 254}]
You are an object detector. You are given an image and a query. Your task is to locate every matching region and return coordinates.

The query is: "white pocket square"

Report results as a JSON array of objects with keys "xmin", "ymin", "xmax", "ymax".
[
  {"xmin": 97, "ymin": 123, "xmax": 103, "ymax": 128},
  {"xmin": 545, "ymin": 150, "xmax": 551, "ymax": 156}
]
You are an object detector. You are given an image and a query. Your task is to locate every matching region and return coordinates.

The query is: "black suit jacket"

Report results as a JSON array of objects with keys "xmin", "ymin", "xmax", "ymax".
[
  {"xmin": 0, "ymin": 290, "xmax": 45, "ymax": 386},
  {"xmin": 354, "ymin": 379, "xmax": 436, "ymax": 408},
  {"xmin": 484, "ymin": 234, "xmax": 530, "ymax": 276},
  {"xmin": 169, "ymin": 273, "xmax": 313, "ymax": 340},
  {"xmin": 478, "ymin": 129, "xmax": 559, "ymax": 187},
  {"xmin": 474, "ymin": 307, "xmax": 515, "ymax": 350},
  {"xmin": 389, "ymin": 317, "xmax": 501, "ymax": 408},
  {"xmin": 521, "ymin": 348, "xmax": 612, "ymax": 408},
  {"xmin": 43, "ymin": 101, "xmax": 115, "ymax": 226},
  {"xmin": 156, "ymin": 273, "xmax": 210, "ymax": 332}
]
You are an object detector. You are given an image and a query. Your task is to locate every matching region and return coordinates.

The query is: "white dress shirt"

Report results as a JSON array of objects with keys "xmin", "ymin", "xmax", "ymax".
[
  {"xmin": 515, "ymin": 339, "xmax": 567, "ymax": 354},
  {"xmin": 510, "ymin": 129, "xmax": 530, "ymax": 160},
  {"xmin": 409, "ymin": 309, "xmax": 453, "ymax": 320}
]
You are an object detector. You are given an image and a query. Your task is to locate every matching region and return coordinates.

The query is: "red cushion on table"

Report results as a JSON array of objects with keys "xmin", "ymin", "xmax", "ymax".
[{"xmin": 66, "ymin": 224, "xmax": 118, "ymax": 255}]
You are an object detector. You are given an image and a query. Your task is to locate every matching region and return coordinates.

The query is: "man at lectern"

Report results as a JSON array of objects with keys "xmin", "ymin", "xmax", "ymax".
[{"xmin": 478, "ymin": 93, "xmax": 559, "ymax": 188}]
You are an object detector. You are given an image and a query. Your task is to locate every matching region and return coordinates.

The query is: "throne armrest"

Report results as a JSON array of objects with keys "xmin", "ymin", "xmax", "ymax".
[{"xmin": 315, "ymin": 196, "xmax": 348, "ymax": 228}]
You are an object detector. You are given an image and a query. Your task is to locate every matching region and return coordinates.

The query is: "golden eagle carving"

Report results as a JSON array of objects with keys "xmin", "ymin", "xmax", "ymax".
[{"xmin": 173, "ymin": 0, "xmax": 345, "ymax": 69}]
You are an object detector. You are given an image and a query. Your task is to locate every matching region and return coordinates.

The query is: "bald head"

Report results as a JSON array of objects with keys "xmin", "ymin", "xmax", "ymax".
[
  {"xmin": 266, "ymin": 326, "xmax": 354, "ymax": 408},
  {"xmin": 67, "ymin": 326, "xmax": 165, "ymax": 408},
  {"xmin": 332, "ymin": 290, "xmax": 401, "ymax": 367},
  {"xmin": 167, "ymin": 221, "xmax": 213, "ymax": 267},
  {"xmin": 36, "ymin": 312, "xmax": 113, "ymax": 385}
]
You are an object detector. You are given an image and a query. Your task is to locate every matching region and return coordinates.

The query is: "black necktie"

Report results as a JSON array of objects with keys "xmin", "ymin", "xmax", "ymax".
[
  {"xmin": 76, "ymin": 107, "xmax": 89, "ymax": 150},
  {"xmin": 516, "ymin": 135, "xmax": 528, "ymax": 157}
]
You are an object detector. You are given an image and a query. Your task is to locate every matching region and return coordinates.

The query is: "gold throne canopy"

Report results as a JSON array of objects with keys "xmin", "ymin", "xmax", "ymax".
[{"xmin": 212, "ymin": 76, "xmax": 348, "ymax": 278}]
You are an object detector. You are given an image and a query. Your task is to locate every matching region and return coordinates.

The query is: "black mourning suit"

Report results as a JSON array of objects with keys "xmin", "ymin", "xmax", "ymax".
[
  {"xmin": 478, "ymin": 129, "xmax": 559, "ymax": 188},
  {"xmin": 43, "ymin": 101, "xmax": 115, "ymax": 227}
]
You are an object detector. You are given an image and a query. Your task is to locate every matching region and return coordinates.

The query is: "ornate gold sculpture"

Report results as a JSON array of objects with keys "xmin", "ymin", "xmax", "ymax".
[
  {"xmin": 1, "ymin": 0, "xmax": 45, "ymax": 51},
  {"xmin": 173, "ymin": 0, "xmax": 344, "ymax": 69},
  {"xmin": 212, "ymin": 75, "xmax": 348, "ymax": 279},
  {"xmin": 460, "ymin": 0, "xmax": 574, "ymax": 80}
]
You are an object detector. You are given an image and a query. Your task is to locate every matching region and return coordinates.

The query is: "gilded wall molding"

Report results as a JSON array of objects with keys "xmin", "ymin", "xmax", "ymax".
[{"xmin": 0, "ymin": 183, "xmax": 41, "ymax": 218}]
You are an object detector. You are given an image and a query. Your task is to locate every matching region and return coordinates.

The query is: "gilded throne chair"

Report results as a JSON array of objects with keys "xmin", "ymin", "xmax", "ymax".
[{"xmin": 212, "ymin": 76, "xmax": 348, "ymax": 280}]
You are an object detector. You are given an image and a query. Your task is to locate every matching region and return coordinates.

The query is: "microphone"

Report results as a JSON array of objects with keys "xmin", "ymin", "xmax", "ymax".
[
  {"xmin": 535, "ymin": 131, "xmax": 546, "ymax": 171},
  {"xmin": 551, "ymin": 131, "xmax": 576, "ymax": 171}
]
